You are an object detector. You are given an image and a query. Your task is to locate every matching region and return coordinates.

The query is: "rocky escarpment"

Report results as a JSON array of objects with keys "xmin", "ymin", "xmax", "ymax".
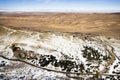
[{"xmin": 0, "ymin": 26, "xmax": 120, "ymax": 80}]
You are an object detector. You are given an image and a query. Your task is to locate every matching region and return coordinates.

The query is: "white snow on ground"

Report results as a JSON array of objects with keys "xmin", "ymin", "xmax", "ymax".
[
  {"xmin": 98, "ymin": 36, "xmax": 120, "ymax": 60},
  {"xmin": 108, "ymin": 58, "xmax": 119, "ymax": 74},
  {"xmin": 0, "ymin": 27, "xmax": 120, "ymax": 79},
  {"xmin": 0, "ymin": 58, "xmax": 67, "ymax": 80}
]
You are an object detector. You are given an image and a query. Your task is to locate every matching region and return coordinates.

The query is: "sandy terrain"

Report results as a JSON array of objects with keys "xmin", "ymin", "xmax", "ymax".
[{"xmin": 0, "ymin": 12, "xmax": 120, "ymax": 37}]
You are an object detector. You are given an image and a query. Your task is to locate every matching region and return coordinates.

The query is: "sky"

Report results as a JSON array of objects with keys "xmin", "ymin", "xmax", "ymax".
[{"xmin": 0, "ymin": 0, "xmax": 120, "ymax": 12}]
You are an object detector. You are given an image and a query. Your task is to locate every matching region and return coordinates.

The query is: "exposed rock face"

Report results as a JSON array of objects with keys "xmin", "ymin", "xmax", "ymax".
[{"xmin": 0, "ymin": 26, "xmax": 120, "ymax": 80}]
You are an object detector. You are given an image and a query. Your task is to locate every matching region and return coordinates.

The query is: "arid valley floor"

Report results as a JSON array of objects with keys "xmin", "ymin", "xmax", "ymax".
[
  {"xmin": 0, "ymin": 12, "xmax": 120, "ymax": 80},
  {"xmin": 0, "ymin": 12, "xmax": 120, "ymax": 37}
]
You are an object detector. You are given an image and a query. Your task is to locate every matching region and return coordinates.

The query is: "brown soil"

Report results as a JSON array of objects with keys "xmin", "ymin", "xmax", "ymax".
[{"xmin": 0, "ymin": 12, "xmax": 120, "ymax": 37}]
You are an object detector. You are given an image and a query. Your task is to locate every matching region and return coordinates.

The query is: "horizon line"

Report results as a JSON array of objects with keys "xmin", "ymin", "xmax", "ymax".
[{"xmin": 0, "ymin": 9, "xmax": 120, "ymax": 13}]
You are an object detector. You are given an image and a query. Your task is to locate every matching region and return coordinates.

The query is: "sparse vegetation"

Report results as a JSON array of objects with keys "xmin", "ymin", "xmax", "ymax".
[
  {"xmin": 82, "ymin": 46, "xmax": 100, "ymax": 61},
  {"xmin": 82, "ymin": 46, "xmax": 111, "ymax": 63},
  {"xmin": 39, "ymin": 55, "xmax": 85, "ymax": 72},
  {"xmin": 11, "ymin": 45, "xmax": 87, "ymax": 73},
  {"xmin": 0, "ymin": 61, "xmax": 6, "ymax": 67}
]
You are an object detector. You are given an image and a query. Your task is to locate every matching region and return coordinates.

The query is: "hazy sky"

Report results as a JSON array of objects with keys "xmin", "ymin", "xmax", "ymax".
[{"xmin": 0, "ymin": 0, "xmax": 120, "ymax": 12}]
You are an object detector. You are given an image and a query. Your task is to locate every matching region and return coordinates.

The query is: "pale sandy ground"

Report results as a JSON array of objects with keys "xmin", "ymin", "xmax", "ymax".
[{"xmin": 0, "ymin": 12, "xmax": 120, "ymax": 38}]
